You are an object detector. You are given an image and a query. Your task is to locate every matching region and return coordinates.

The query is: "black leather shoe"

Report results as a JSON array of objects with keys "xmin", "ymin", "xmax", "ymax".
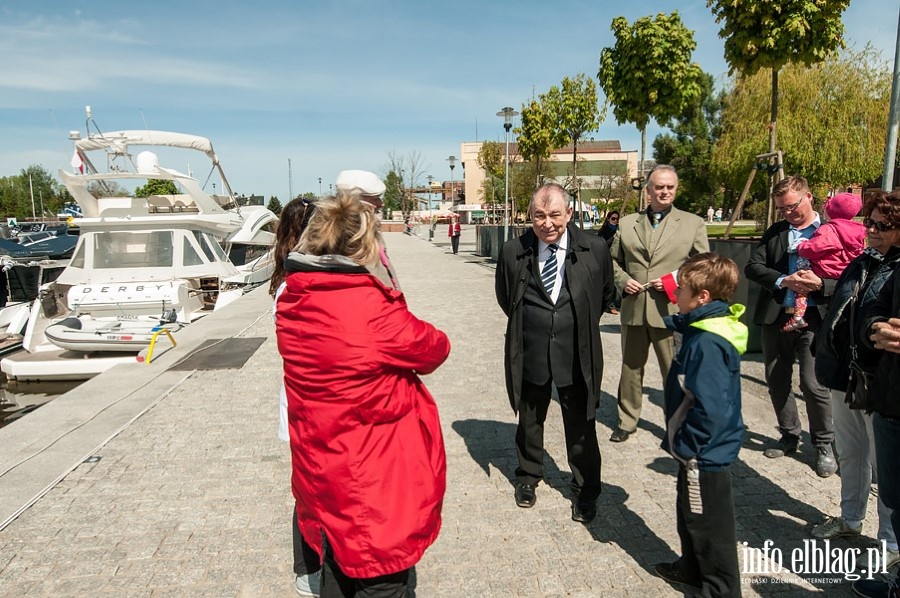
[
  {"xmin": 514, "ymin": 483, "xmax": 536, "ymax": 508},
  {"xmin": 571, "ymin": 500, "xmax": 597, "ymax": 523},
  {"xmin": 609, "ymin": 428, "xmax": 634, "ymax": 443},
  {"xmin": 763, "ymin": 437, "xmax": 799, "ymax": 459},
  {"xmin": 654, "ymin": 561, "xmax": 702, "ymax": 590}
]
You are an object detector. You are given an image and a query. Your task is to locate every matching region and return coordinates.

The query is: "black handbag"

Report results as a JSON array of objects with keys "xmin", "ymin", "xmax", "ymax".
[{"xmin": 845, "ymin": 279, "xmax": 874, "ymax": 411}]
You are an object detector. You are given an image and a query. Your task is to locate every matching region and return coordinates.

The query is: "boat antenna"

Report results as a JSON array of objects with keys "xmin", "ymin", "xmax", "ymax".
[{"xmin": 85, "ymin": 105, "xmax": 104, "ymax": 137}]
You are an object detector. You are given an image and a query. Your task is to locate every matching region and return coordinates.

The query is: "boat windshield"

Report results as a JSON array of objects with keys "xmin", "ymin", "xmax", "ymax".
[{"xmin": 93, "ymin": 231, "xmax": 174, "ymax": 269}]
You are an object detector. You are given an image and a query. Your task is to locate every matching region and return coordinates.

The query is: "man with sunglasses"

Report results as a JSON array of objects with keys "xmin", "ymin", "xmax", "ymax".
[{"xmin": 745, "ymin": 175, "xmax": 836, "ymax": 477}]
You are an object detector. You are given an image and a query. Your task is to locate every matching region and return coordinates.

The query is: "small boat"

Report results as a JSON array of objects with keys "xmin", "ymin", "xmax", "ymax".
[{"xmin": 43, "ymin": 314, "xmax": 181, "ymax": 353}]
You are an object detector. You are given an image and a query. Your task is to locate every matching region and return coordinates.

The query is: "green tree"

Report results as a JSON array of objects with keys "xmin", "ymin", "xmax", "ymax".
[
  {"xmin": 543, "ymin": 74, "xmax": 604, "ymax": 212},
  {"xmin": 477, "ymin": 141, "xmax": 505, "ymax": 205},
  {"xmin": 598, "ymin": 12, "xmax": 703, "ymax": 211},
  {"xmin": 708, "ymin": 0, "xmax": 849, "ymax": 225},
  {"xmin": 708, "ymin": 0, "xmax": 849, "ymax": 155},
  {"xmin": 383, "ymin": 170, "xmax": 402, "ymax": 219},
  {"xmin": 712, "ymin": 46, "xmax": 891, "ymax": 198},
  {"xmin": 134, "ymin": 179, "xmax": 178, "ymax": 198},
  {"xmin": 515, "ymin": 99, "xmax": 555, "ymax": 190},
  {"xmin": 652, "ymin": 71, "xmax": 725, "ymax": 214},
  {"xmin": 267, "ymin": 196, "xmax": 283, "ymax": 215}
]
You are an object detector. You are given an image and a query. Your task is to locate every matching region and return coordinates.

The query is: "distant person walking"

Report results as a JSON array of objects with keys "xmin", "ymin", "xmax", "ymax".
[
  {"xmin": 449, "ymin": 215, "xmax": 461, "ymax": 254},
  {"xmin": 495, "ymin": 183, "xmax": 615, "ymax": 523},
  {"xmin": 707, "ymin": 206, "xmax": 715, "ymax": 224},
  {"xmin": 608, "ymin": 165, "xmax": 709, "ymax": 443}
]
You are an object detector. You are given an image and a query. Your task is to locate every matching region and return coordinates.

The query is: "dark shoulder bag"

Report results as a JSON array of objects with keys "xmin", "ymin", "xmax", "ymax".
[{"xmin": 846, "ymin": 279, "xmax": 874, "ymax": 411}]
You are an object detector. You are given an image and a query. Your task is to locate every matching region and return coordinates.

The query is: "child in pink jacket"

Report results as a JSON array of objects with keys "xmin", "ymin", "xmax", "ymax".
[{"xmin": 784, "ymin": 192, "xmax": 867, "ymax": 332}]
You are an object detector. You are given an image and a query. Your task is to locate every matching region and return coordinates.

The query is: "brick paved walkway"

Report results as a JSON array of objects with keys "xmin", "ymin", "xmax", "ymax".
[{"xmin": 0, "ymin": 227, "xmax": 880, "ymax": 596}]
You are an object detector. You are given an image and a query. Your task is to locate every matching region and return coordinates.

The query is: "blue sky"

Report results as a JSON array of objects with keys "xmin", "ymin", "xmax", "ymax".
[{"xmin": 0, "ymin": 0, "xmax": 895, "ymax": 201}]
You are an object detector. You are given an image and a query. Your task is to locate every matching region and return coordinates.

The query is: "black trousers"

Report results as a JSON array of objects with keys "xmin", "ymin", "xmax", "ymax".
[
  {"xmin": 675, "ymin": 465, "xmax": 740, "ymax": 597},
  {"xmin": 760, "ymin": 309, "xmax": 833, "ymax": 446},
  {"xmin": 321, "ymin": 547, "xmax": 411, "ymax": 598},
  {"xmin": 515, "ymin": 379, "xmax": 601, "ymax": 501},
  {"xmin": 450, "ymin": 235, "xmax": 460, "ymax": 254},
  {"xmin": 292, "ymin": 503, "xmax": 320, "ymax": 576}
]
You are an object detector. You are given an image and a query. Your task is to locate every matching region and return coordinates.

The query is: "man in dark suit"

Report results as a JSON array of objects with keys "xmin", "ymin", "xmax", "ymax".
[
  {"xmin": 495, "ymin": 183, "xmax": 615, "ymax": 523},
  {"xmin": 745, "ymin": 175, "xmax": 837, "ymax": 477}
]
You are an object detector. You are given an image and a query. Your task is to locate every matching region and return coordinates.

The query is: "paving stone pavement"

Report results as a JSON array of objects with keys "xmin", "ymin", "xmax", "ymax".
[{"xmin": 0, "ymin": 226, "xmax": 885, "ymax": 596}]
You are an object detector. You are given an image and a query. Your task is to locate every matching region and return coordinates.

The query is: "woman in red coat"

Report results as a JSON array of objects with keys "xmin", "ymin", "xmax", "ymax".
[{"xmin": 276, "ymin": 192, "xmax": 450, "ymax": 597}]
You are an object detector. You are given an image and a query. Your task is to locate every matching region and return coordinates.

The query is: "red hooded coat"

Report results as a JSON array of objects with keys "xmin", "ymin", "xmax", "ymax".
[{"xmin": 276, "ymin": 257, "xmax": 449, "ymax": 579}]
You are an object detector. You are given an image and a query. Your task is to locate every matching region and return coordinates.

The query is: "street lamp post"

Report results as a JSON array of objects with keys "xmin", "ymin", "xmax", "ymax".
[
  {"xmin": 497, "ymin": 107, "xmax": 519, "ymax": 242},
  {"xmin": 318, "ymin": 177, "xmax": 322, "ymax": 197},
  {"xmin": 447, "ymin": 156, "xmax": 456, "ymax": 210},
  {"xmin": 426, "ymin": 174, "xmax": 435, "ymax": 240}
]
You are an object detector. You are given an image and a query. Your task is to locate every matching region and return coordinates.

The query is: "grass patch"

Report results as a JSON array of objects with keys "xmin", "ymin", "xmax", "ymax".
[{"xmin": 706, "ymin": 225, "xmax": 760, "ymax": 239}]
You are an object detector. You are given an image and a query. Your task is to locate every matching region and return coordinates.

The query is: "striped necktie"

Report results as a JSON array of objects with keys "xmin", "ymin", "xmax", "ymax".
[{"xmin": 541, "ymin": 244, "xmax": 559, "ymax": 296}]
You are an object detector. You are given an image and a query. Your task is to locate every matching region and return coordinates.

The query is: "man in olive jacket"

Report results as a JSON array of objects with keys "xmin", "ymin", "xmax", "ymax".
[
  {"xmin": 495, "ymin": 183, "xmax": 615, "ymax": 524},
  {"xmin": 609, "ymin": 165, "xmax": 709, "ymax": 442}
]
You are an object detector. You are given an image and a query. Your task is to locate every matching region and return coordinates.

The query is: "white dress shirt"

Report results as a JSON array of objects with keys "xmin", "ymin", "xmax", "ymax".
[{"xmin": 538, "ymin": 231, "xmax": 568, "ymax": 304}]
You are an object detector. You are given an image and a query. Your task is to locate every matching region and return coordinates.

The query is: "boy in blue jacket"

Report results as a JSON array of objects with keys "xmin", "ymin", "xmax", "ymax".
[{"xmin": 654, "ymin": 252, "xmax": 747, "ymax": 597}]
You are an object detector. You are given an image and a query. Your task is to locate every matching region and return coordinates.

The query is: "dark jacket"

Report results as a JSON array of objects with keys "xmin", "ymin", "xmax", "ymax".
[
  {"xmin": 495, "ymin": 224, "xmax": 615, "ymax": 417},
  {"xmin": 661, "ymin": 301, "xmax": 747, "ymax": 471},
  {"xmin": 597, "ymin": 222, "xmax": 618, "ymax": 247},
  {"xmin": 862, "ymin": 267, "xmax": 900, "ymax": 418},
  {"xmin": 815, "ymin": 247, "xmax": 900, "ymax": 390},
  {"xmin": 745, "ymin": 219, "xmax": 836, "ymax": 325}
]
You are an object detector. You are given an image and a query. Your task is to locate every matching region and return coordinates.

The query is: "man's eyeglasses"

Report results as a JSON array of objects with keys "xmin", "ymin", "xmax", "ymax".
[
  {"xmin": 863, "ymin": 218, "xmax": 897, "ymax": 232},
  {"xmin": 775, "ymin": 198, "xmax": 804, "ymax": 214}
]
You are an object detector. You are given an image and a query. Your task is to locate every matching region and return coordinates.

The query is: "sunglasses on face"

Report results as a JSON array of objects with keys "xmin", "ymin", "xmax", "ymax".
[{"xmin": 863, "ymin": 218, "xmax": 897, "ymax": 232}]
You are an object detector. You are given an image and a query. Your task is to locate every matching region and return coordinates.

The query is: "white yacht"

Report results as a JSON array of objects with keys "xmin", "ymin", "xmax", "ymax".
[{"xmin": 1, "ymin": 122, "xmax": 277, "ymax": 383}]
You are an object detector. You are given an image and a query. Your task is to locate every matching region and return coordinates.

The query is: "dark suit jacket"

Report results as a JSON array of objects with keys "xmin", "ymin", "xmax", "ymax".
[
  {"xmin": 745, "ymin": 219, "xmax": 836, "ymax": 326},
  {"xmin": 495, "ymin": 225, "xmax": 615, "ymax": 417}
]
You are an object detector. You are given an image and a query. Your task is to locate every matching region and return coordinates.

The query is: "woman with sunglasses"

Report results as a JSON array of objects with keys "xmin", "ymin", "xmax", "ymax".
[
  {"xmin": 812, "ymin": 191, "xmax": 900, "ymax": 576},
  {"xmin": 597, "ymin": 211, "xmax": 621, "ymax": 314}
]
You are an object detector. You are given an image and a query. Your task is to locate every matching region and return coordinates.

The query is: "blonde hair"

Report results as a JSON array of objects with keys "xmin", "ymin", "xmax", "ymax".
[{"xmin": 298, "ymin": 192, "xmax": 380, "ymax": 267}]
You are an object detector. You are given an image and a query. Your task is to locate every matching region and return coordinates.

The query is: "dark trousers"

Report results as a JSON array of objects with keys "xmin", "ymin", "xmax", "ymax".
[
  {"xmin": 293, "ymin": 503, "xmax": 321, "ymax": 576},
  {"xmin": 450, "ymin": 235, "xmax": 460, "ymax": 254},
  {"xmin": 675, "ymin": 465, "xmax": 740, "ymax": 597},
  {"xmin": 515, "ymin": 379, "xmax": 601, "ymax": 501},
  {"xmin": 321, "ymin": 547, "xmax": 411, "ymax": 598},
  {"xmin": 874, "ymin": 414, "xmax": 900, "ymax": 544},
  {"xmin": 760, "ymin": 310, "xmax": 833, "ymax": 446}
]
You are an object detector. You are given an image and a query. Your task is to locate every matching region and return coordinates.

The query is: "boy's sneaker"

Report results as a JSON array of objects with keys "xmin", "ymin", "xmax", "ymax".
[
  {"xmin": 654, "ymin": 561, "xmax": 702, "ymax": 590},
  {"xmin": 852, "ymin": 578, "xmax": 900, "ymax": 598},
  {"xmin": 783, "ymin": 317, "xmax": 808, "ymax": 332},
  {"xmin": 294, "ymin": 572, "xmax": 321, "ymax": 597},
  {"xmin": 812, "ymin": 516, "xmax": 862, "ymax": 539}
]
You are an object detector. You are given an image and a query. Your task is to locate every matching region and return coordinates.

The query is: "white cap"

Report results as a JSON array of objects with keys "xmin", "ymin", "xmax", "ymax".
[{"xmin": 335, "ymin": 170, "xmax": 386, "ymax": 197}]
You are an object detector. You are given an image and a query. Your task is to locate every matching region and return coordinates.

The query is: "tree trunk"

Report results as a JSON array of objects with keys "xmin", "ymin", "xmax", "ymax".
[
  {"xmin": 572, "ymin": 138, "xmax": 580, "ymax": 226},
  {"xmin": 766, "ymin": 68, "xmax": 779, "ymax": 229},
  {"xmin": 639, "ymin": 126, "xmax": 647, "ymax": 212}
]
